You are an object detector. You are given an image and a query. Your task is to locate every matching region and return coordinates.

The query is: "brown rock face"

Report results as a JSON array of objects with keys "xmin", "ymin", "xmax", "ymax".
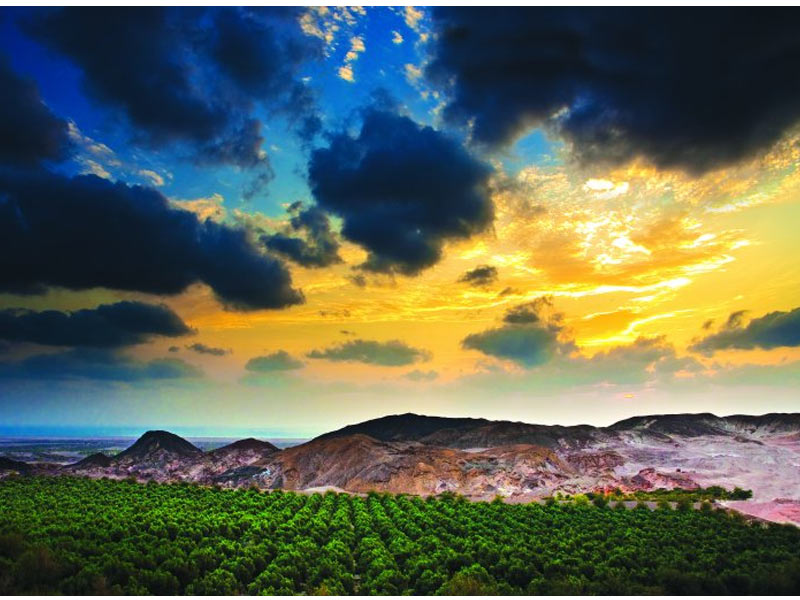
[
  {"xmin": 566, "ymin": 451, "xmax": 625, "ymax": 472},
  {"xmin": 254, "ymin": 435, "xmax": 569, "ymax": 499}
]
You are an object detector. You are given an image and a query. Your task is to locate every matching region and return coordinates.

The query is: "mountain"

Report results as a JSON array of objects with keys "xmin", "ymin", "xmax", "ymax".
[
  {"xmin": 0, "ymin": 456, "xmax": 62, "ymax": 478},
  {"xmin": 73, "ymin": 430, "xmax": 204, "ymax": 481},
  {"xmin": 208, "ymin": 438, "xmax": 279, "ymax": 455},
  {"xmin": 314, "ymin": 413, "xmax": 491, "ymax": 442},
  {"xmin": 420, "ymin": 421, "xmax": 602, "ymax": 450},
  {"xmin": 247, "ymin": 434, "xmax": 570, "ymax": 497},
  {"xmin": 722, "ymin": 413, "xmax": 800, "ymax": 436},
  {"xmin": 68, "ymin": 453, "xmax": 112, "ymax": 470},
  {"xmin": 15, "ymin": 411, "xmax": 800, "ymax": 525},
  {"xmin": 607, "ymin": 413, "xmax": 729, "ymax": 437},
  {"xmin": 315, "ymin": 412, "xmax": 602, "ymax": 450},
  {"xmin": 0, "ymin": 456, "xmax": 31, "ymax": 474},
  {"xmin": 114, "ymin": 430, "xmax": 202, "ymax": 462},
  {"xmin": 189, "ymin": 438, "xmax": 281, "ymax": 483},
  {"xmin": 67, "ymin": 432, "xmax": 280, "ymax": 484}
]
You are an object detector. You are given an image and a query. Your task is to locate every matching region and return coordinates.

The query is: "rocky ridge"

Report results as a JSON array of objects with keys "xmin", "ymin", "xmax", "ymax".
[{"xmin": 2, "ymin": 412, "xmax": 799, "ymax": 524}]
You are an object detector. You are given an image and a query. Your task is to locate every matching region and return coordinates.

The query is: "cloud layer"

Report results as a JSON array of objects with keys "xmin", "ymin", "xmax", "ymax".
[
  {"xmin": 307, "ymin": 338, "xmax": 431, "ymax": 366},
  {"xmin": 428, "ymin": 7, "xmax": 800, "ymax": 172},
  {"xmin": 27, "ymin": 7, "xmax": 321, "ymax": 169},
  {"xmin": 262, "ymin": 202, "xmax": 342, "ymax": 268},
  {"xmin": 0, "ymin": 55, "xmax": 71, "ymax": 166},
  {"xmin": 691, "ymin": 307, "xmax": 800, "ymax": 354},
  {"xmin": 187, "ymin": 343, "xmax": 230, "ymax": 357},
  {"xmin": 0, "ymin": 169, "xmax": 304, "ymax": 310},
  {"xmin": 458, "ymin": 265, "xmax": 498, "ymax": 287},
  {"xmin": 461, "ymin": 298, "xmax": 575, "ymax": 367},
  {"xmin": 0, "ymin": 301, "xmax": 192, "ymax": 348},
  {"xmin": 245, "ymin": 350, "xmax": 304, "ymax": 372},
  {"xmin": 0, "ymin": 349, "xmax": 201, "ymax": 382}
]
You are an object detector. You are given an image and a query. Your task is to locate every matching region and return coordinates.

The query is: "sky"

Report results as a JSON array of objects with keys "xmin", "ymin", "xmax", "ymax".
[{"xmin": 1, "ymin": 6, "xmax": 799, "ymax": 438}]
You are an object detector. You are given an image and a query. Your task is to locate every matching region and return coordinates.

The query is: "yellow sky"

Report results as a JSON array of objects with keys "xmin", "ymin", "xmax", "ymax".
[
  {"xmin": 120, "ymin": 129, "xmax": 800, "ymax": 385},
  {"xmin": 2, "ymin": 129, "xmax": 798, "ymax": 426}
]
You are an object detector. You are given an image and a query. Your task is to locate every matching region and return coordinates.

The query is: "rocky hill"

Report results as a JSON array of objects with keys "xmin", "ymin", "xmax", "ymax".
[
  {"xmin": 114, "ymin": 430, "xmax": 202, "ymax": 462},
  {"xmin": 4, "ymin": 412, "xmax": 800, "ymax": 524},
  {"xmin": 67, "ymin": 452, "xmax": 112, "ymax": 470},
  {"xmin": 313, "ymin": 413, "xmax": 491, "ymax": 443},
  {"xmin": 0, "ymin": 456, "xmax": 31, "ymax": 475}
]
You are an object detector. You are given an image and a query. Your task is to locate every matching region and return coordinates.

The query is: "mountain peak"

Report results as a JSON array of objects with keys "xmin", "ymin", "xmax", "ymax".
[
  {"xmin": 115, "ymin": 430, "xmax": 201, "ymax": 461},
  {"xmin": 211, "ymin": 438, "xmax": 279, "ymax": 454},
  {"xmin": 72, "ymin": 452, "xmax": 112, "ymax": 469},
  {"xmin": 314, "ymin": 412, "xmax": 491, "ymax": 443}
]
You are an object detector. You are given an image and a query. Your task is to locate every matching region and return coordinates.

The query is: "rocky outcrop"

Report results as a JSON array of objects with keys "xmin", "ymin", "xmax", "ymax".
[
  {"xmin": 566, "ymin": 450, "xmax": 625, "ymax": 472},
  {"xmin": 629, "ymin": 467, "xmax": 700, "ymax": 491},
  {"xmin": 247, "ymin": 435, "xmax": 570, "ymax": 498}
]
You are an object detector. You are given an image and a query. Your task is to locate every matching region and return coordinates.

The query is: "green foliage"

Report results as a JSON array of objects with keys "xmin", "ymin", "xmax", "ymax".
[
  {"xmin": 438, "ymin": 563, "xmax": 498, "ymax": 595},
  {"xmin": 731, "ymin": 487, "xmax": 754, "ymax": 500},
  {"xmin": 0, "ymin": 477, "xmax": 798, "ymax": 595},
  {"xmin": 615, "ymin": 485, "xmax": 754, "ymax": 503}
]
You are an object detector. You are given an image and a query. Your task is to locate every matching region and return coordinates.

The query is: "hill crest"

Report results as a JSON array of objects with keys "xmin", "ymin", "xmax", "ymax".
[{"xmin": 114, "ymin": 430, "xmax": 202, "ymax": 461}]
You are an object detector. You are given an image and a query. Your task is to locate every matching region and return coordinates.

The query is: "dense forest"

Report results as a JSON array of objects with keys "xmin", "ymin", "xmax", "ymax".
[{"xmin": 0, "ymin": 477, "xmax": 798, "ymax": 595}]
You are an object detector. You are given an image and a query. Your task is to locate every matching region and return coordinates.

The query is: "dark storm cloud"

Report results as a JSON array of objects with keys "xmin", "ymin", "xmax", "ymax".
[
  {"xmin": 245, "ymin": 350, "xmax": 304, "ymax": 372},
  {"xmin": 0, "ymin": 54, "xmax": 71, "ymax": 166},
  {"xmin": 0, "ymin": 301, "xmax": 192, "ymax": 348},
  {"xmin": 458, "ymin": 265, "xmax": 498, "ymax": 287},
  {"xmin": 308, "ymin": 108, "xmax": 494, "ymax": 275},
  {"xmin": 26, "ymin": 7, "xmax": 322, "ymax": 168},
  {"xmin": 187, "ymin": 343, "xmax": 230, "ymax": 357},
  {"xmin": 307, "ymin": 339, "xmax": 431, "ymax": 367},
  {"xmin": 207, "ymin": 7, "xmax": 323, "ymax": 143},
  {"xmin": 690, "ymin": 307, "xmax": 800, "ymax": 354},
  {"xmin": 0, "ymin": 349, "xmax": 202, "ymax": 382},
  {"xmin": 427, "ymin": 7, "xmax": 800, "ymax": 173},
  {"xmin": 208, "ymin": 8, "xmax": 320, "ymax": 102},
  {"xmin": 0, "ymin": 168, "xmax": 304, "ymax": 310},
  {"xmin": 462, "ymin": 298, "xmax": 571, "ymax": 367},
  {"xmin": 262, "ymin": 202, "xmax": 342, "ymax": 268}
]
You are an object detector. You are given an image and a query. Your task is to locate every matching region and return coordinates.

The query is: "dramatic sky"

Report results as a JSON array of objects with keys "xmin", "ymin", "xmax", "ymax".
[{"xmin": 1, "ymin": 6, "xmax": 799, "ymax": 437}]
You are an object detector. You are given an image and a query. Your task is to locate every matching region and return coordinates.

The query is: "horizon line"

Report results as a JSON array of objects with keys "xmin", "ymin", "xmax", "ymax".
[{"xmin": 1, "ymin": 409, "xmax": 796, "ymax": 440}]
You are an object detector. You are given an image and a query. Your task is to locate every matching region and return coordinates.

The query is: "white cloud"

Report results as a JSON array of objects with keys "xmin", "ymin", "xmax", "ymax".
[
  {"xmin": 404, "ymin": 63, "xmax": 423, "ymax": 85},
  {"xmin": 583, "ymin": 178, "xmax": 630, "ymax": 200},
  {"xmin": 392, "ymin": 30, "xmax": 404, "ymax": 44},
  {"xmin": 338, "ymin": 65, "xmax": 354, "ymax": 83},
  {"xmin": 405, "ymin": 6, "xmax": 424, "ymax": 31},
  {"xmin": 337, "ymin": 36, "xmax": 366, "ymax": 83},
  {"xmin": 139, "ymin": 169, "xmax": 166, "ymax": 187},
  {"xmin": 68, "ymin": 122, "xmax": 120, "ymax": 175},
  {"xmin": 170, "ymin": 193, "xmax": 226, "ymax": 222},
  {"xmin": 349, "ymin": 35, "xmax": 365, "ymax": 53},
  {"xmin": 78, "ymin": 158, "xmax": 111, "ymax": 180}
]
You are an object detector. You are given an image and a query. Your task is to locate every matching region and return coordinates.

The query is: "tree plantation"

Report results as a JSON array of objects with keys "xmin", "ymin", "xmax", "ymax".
[{"xmin": 0, "ymin": 477, "xmax": 798, "ymax": 595}]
